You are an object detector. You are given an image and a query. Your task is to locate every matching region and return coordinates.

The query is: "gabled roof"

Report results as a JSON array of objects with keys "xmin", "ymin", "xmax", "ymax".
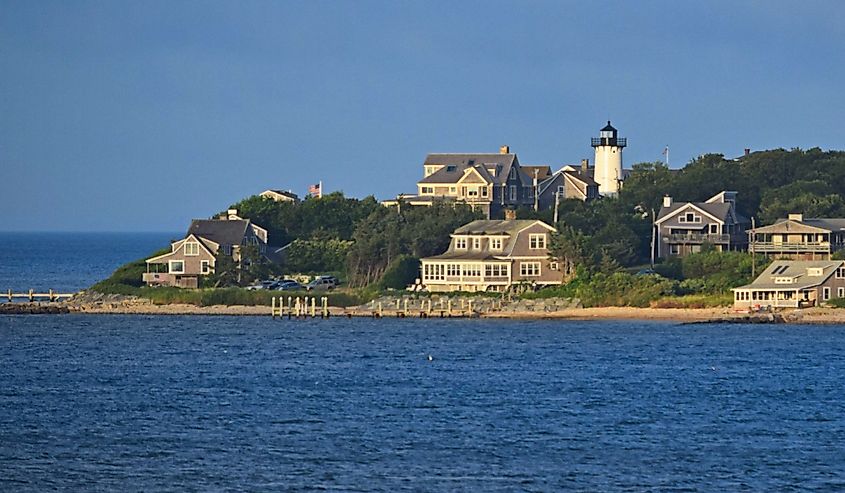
[
  {"xmin": 262, "ymin": 189, "xmax": 299, "ymax": 200},
  {"xmin": 733, "ymin": 260, "xmax": 843, "ymax": 291},
  {"xmin": 419, "ymin": 153, "xmax": 519, "ymax": 185},
  {"xmin": 657, "ymin": 201, "xmax": 732, "ymax": 224},
  {"xmin": 453, "ymin": 219, "xmax": 551, "ymax": 236},
  {"xmin": 187, "ymin": 219, "xmax": 252, "ymax": 246},
  {"xmin": 537, "ymin": 169, "xmax": 598, "ymax": 197},
  {"xmin": 751, "ymin": 219, "xmax": 834, "ymax": 234},
  {"xmin": 521, "ymin": 165, "xmax": 552, "ymax": 181}
]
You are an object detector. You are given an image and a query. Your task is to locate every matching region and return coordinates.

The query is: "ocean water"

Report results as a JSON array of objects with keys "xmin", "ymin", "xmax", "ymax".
[
  {"xmin": 0, "ymin": 232, "xmax": 177, "ymax": 293},
  {"xmin": 1, "ymin": 315, "xmax": 844, "ymax": 491}
]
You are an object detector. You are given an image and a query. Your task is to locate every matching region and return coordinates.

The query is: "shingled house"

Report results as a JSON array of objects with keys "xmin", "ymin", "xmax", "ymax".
[
  {"xmin": 748, "ymin": 213, "xmax": 845, "ymax": 259},
  {"xmin": 655, "ymin": 191, "xmax": 749, "ymax": 257},
  {"xmin": 142, "ymin": 210, "xmax": 270, "ymax": 288},
  {"xmin": 382, "ymin": 146, "xmax": 536, "ymax": 219},
  {"xmin": 536, "ymin": 160, "xmax": 600, "ymax": 208},
  {"xmin": 420, "ymin": 219, "xmax": 561, "ymax": 292},
  {"xmin": 732, "ymin": 260, "xmax": 845, "ymax": 309}
]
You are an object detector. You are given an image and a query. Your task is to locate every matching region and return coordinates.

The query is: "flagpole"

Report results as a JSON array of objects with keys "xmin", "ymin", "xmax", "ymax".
[{"xmin": 319, "ymin": 180, "xmax": 323, "ymax": 198}]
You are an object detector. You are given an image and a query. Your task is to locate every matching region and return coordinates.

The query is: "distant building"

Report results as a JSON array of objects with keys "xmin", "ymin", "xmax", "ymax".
[
  {"xmin": 382, "ymin": 146, "xmax": 536, "ymax": 218},
  {"xmin": 655, "ymin": 191, "xmax": 749, "ymax": 257},
  {"xmin": 142, "ymin": 210, "xmax": 270, "ymax": 288},
  {"xmin": 383, "ymin": 144, "xmax": 601, "ymax": 218},
  {"xmin": 420, "ymin": 218, "xmax": 561, "ymax": 292},
  {"xmin": 260, "ymin": 189, "xmax": 300, "ymax": 203},
  {"xmin": 748, "ymin": 213, "xmax": 845, "ymax": 260},
  {"xmin": 732, "ymin": 260, "xmax": 845, "ymax": 309}
]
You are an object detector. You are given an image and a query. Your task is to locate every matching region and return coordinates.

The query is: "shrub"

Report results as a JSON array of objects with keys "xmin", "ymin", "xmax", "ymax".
[
  {"xmin": 378, "ymin": 256, "xmax": 420, "ymax": 290},
  {"xmin": 524, "ymin": 271, "xmax": 678, "ymax": 307}
]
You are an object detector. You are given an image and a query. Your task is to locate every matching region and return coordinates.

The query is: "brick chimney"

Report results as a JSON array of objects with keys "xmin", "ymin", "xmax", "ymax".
[
  {"xmin": 504, "ymin": 209, "xmax": 517, "ymax": 220},
  {"xmin": 581, "ymin": 158, "xmax": 589, "ymax": 173},
  {"xmin": 744, "ymin": 148, "xmax": 751, "ymax": 156},
  {"xmin": 499, "ymin": 145, "xmax": 510, "ymax": 154}
]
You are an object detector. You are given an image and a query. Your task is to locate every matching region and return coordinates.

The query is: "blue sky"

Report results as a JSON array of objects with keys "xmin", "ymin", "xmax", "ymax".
[{"xmin": 2, "ymin": 1, "xmax": 843, "ymax": 231}]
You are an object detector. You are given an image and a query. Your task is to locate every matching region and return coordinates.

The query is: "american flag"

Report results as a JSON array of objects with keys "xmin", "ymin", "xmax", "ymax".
[{"xmin": 308, "ymin": 182, "xmax": 322, "ymax": 198}]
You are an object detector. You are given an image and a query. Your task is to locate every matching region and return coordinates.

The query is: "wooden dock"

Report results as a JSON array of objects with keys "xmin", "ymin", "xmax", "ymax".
[
  {"xmin": 270, "ymin": 296, "xmax": 480, "ymax": 319},
  {"xmin": 4, "ymin": 289, "xmax": 74, "ymax": 303}
]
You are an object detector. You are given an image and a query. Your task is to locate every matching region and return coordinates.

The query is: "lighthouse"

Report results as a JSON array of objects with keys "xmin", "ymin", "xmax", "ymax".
[{"xmin": 591, "ymin": 121, "xmax": 626, "ymax": 196}]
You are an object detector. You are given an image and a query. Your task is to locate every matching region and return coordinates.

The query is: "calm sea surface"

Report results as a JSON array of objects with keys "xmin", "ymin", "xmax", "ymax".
[
  {"xmin": 1, "ymin": 234, "xmax": 844, "ymax": 490},
  {"xmin": 1, "ymin": 316, "xmax": 844, "ymax": 491},
  {"xmin": 0, "ymin": 232, "xmax": 177, "ymax": 293}
]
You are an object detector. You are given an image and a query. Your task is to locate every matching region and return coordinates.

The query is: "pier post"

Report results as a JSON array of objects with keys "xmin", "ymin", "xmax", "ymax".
[
  {"xmin": 287, "ymin": 296, "xmax": 292, "ymax": 319},
  {"xmin": 403, "ymin": 299, "xmax": 408, "ymax": 316},
  {"xmin": 49, "ymin": 289, "xmax": 54, "ymax": 302},
  {"xmin": 311, "ymin": 297, "xmax": 316, "ymax": 318},
  {"xmin": 7, "ymin": 289, "xmax": 11, "ymax": 302},
  {"xmin": 29, "ymin": 289, "xmax": 33, "ymax": 302},
  {"xmin": 378, "ymin": 302, "xmax": 383, "ymax": 318},
  {"xmin": 272, "ymin": 296, "xmax": 276, "ymax": 318},
  {"xmin": 447, "ymin": 299, "xmax": 452, "ymax": 316}
]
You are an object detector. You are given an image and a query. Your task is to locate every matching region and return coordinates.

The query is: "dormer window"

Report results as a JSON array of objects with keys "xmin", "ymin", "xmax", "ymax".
[
  {"xmin": 509, "ymin": 168, "xmax": 516, "ymax": 179},
  {"xmin": 490, "ymin": 238, "xmax": 503, "ymax": 250},
  {"xmin": 807, "ymin": 267, "xmax": 823, "ymax": 277},
  {"xmin": 472, "ymin": 237, "xmax": 481, "ymax": 250},
  {"xmin": 529, "ymin": 234, "xmax": 547, "ymax": 249},
  {"xmin": 455, "ymin": 238, "xmax": 467, "ymax": 250}
]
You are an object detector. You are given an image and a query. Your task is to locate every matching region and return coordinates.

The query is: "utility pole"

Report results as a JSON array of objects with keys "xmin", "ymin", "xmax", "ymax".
[
  {"xmin": 751, "ymin": 217, "xmax": 756, "ymax": 278},
  {"xmin": 650, "ymin": 208, "xmax": 656, "ymax": 269},
  {"xmin": 553, "ymin": 191, "xmax": 560, "ymax": 224}
]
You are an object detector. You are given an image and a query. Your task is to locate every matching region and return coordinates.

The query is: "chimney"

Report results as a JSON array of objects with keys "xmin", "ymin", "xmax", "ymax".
[
  {"xmin": 227, "ymin": 209, "xmax": 238, "ymax": 220},
  {"xmin": 499, "ymin": 145, "xmax": 510, "ymax": 154},
  {"xmin": 744, "ymin": 148, "xmax": 751, "ymax": 156},
  {"xmin": 504, "ymin": 209, "xmax": 517, "ymax": 220},
  {"xmin": 788, "ymin": 213, "xmax": 803, "ymax": 222},
  {"xmin": 581, "ymin": 158, "xmax": 589, "ymax": 173},
  {"xmin": 663, "ymin": 195, "xmax": 673, "ymax": 208}
]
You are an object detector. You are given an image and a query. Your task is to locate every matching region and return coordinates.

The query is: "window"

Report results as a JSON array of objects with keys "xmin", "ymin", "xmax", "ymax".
[
  {"xmin": 490, "ymin": 238, "xmax": 503, "ymax": 250},
  {"xmin": 201, "ymin": 260, "xmax": 211, "ymax": 274},
  {"xmin": 509, "ymin": 167, "xmax": 516, "ymax": 179},
  {"xmin": 421, "ymin": 186, "xmax": 434, "ymax": 194},
  {"xmin": 472, "ymin": 237, "xmax": 481, "ymax": 250},
  {"xmin": 169, "ymin": 260, "xmax": 185, "ymax": 274},
  {"xmin": 446, "ymin": 165, "xmax": 457, "ymax": 172},
  {"xmin": 823, "ymin": 287, "xmax": 831, "ymax": 300},
  {"xmin": 462, "ymin": 264, "xmax": 481, "ymax": 277},
  {"xmin": 446, "ymin": 264, "xmax": 460, "ymax": 277},
  {"xmin": 184, "ymin": 242, "xmax": 199, "ymax": 256},
  {"xmin": 529, "ymin": 234, "xmax": 547, "ymax": 249},
  {"xmin": 838, "ymin": 287, "xmax": 844, "ymax": 298},
  {"xmin": 467, "ymin": 187, "xmax": 478, "ymax": 197},
  {"xmin": 485, "ymin": 264, "xmax": 507, "ymax": 277},
  {"xmin": 670, "ymin": 244, "xmax": 679, "ymax": 255},
  {"xmin": 455, "ymin": 238, "xmax": 467, "ymax": 250},
  {"xmin": 709, "ymin": 224, "xmax": 718, "ymax": 234},
  {"xmin": 222, "ymin": 245, "xmax": 232, "ymax": 256},
  {"xmin": 837, "ymin": 267, "xmax": 845, "ymax": 279},
  {"xmin": 509, "ymin": 185, "xmax": 517, "ymax": 201},
  {"xmin": 481, "ymin": 187, "xmax": 488, "ymax": 198},
  {"xmin": 520, "ymin": 262, "xmax": 541, "ymax": 277},
  {"xmin": 423, "ymin": 263, "xmax": 445, "ymax": 281},
  {"xmin": 557, "ymin": 185, "xmax": 565, "ymax": 195},
  {"xmin": 550, "ymin": 262, "xmax": 559, "ymax": 270},
  {"xmin": 449, "ymin": 186, "xmax": 457, "ymax": 193}
]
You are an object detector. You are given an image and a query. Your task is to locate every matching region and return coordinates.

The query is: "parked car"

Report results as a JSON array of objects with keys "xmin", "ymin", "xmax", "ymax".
[
  {"xmin": 246, "ymin": 280, "xmax": 283, "ymax": 290},
  {"xmin": 306, "ymin": 277, "xmax": 338, "ymax": 291},
  {"xmin": 275, "ymin": 280, "xmax": 304, "ymax": 291}
]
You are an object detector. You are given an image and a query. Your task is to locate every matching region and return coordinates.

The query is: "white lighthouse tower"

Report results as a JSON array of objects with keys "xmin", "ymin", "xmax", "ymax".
[{"xmin": 591, "ymin": 121, "xmax": 626, "ymax": 196}]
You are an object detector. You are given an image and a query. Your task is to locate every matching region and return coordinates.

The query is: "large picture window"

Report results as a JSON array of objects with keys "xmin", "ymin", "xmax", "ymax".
[{"xmin": 169, "ymin": 260, "xmax": 185, "ymax": 274}]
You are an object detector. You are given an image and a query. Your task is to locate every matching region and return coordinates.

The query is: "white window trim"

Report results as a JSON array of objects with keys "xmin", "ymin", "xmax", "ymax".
[
  {"xmin": 184, "ymin": 242, "xmax": 199, "ymax": 256},
  {"xmin": 520, "ymin": 261, "xmax": 541, "ymax": 277},
  {"xmin": 823, "ymin": 287, "xmax": 831, "ymax": 300},
  {"xmin": 201, "ymin": 260, "xmax": 211, "ymax": 274},
  {"xmin": 472, "ymin": 237, "xmax": 481, "ymax": 250},
  {"xmin": 509, "ymin": 185, "xmax": 517, "ymax": 201},
  {"xmin": 455, "ymin": 238, "xmax": 468, "ymax": 250},
  {"xmin": 490, "ymin": 238, "xmax": 503, "ymax": 251},
  {"xmin": 838, "ymin": 287, "xmax": 844, "ymax": 298},
  {"xmin": 169, "ymin": 260, "xmax": 185, "ymax": 274},
  {"xmin": 529, "ymin": 233, "xmax": 547, "ymax": 250}
]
